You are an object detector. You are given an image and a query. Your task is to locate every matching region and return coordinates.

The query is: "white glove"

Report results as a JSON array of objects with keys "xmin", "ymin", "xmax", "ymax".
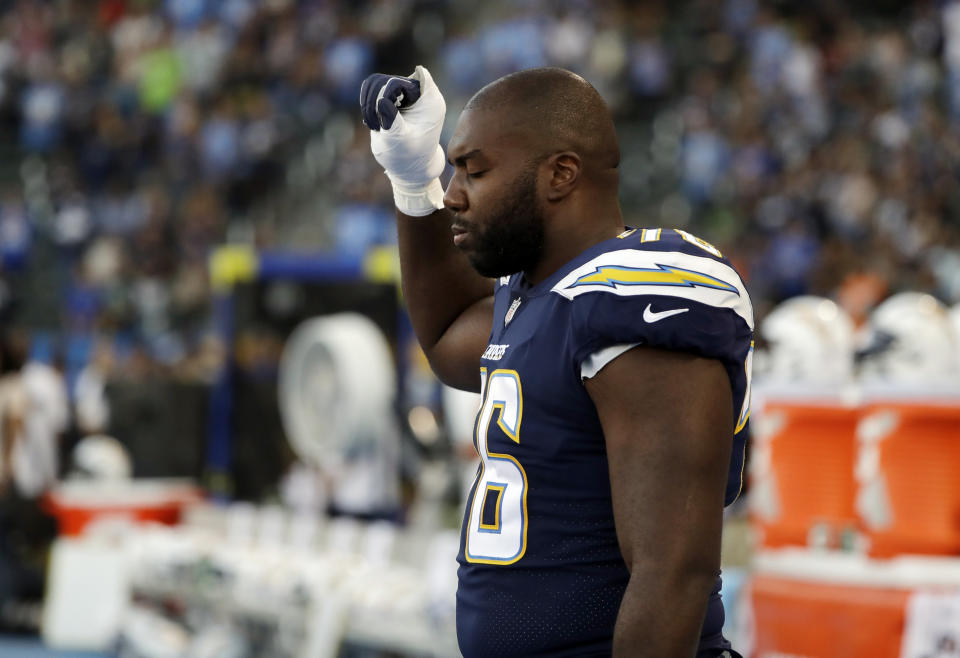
[{"xmin": 360, "ymin": 65, "xmax": 446, "ymax": 217}]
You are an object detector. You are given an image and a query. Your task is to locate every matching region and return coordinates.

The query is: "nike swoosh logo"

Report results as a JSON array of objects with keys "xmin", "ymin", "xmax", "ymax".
[{"xmin": 643, "ymin": 304, "xmax": 689, "ymax": 323}]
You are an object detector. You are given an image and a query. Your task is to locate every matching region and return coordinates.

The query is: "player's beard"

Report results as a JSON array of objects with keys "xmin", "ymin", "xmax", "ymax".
[{"xmin": 462, "ymin": 167, "xmax": 545, "ymax": 279}]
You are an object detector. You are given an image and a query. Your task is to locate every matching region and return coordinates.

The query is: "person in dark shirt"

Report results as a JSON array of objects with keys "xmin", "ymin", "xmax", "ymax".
[{"xmin": 361, "ymin": 66, "xmax": 751, "ymax": 657}]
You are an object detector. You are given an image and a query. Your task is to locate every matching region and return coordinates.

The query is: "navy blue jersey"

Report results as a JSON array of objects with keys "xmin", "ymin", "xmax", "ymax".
[{"xmin": 456, "ymin": 228, "xmax": 754, "ymax": 657}]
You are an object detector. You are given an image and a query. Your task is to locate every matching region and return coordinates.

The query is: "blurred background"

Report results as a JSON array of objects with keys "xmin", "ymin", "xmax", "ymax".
[{"xmin": 0, "ymin": 0, "xmax": 958, "ymax": 656}]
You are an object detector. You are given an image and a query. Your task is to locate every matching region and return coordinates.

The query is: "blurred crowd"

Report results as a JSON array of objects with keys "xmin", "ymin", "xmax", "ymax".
[
  {"xmin": 425, "ymin": 0, "xmax": 960, "ymax": 323},
  {"xmin": 0, "ymin": 0, "xmax": 955, "ymax": 483}
]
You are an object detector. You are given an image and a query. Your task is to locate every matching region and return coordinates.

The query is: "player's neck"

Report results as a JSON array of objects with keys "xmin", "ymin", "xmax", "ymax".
[{"xmin": 525, "ymin": 203, "xmax": 624, "ymax": 286}]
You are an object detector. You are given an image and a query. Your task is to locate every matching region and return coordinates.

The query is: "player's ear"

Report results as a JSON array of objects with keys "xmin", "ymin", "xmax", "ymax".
[{"xmin": 544, "ymin": 152, "xmax": 581, "ymax": 201}]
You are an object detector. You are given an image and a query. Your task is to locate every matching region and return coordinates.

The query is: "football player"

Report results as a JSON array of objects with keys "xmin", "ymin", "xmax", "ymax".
[{"xmin": 361, "ymin": 66, "xmax": 752, "ymax": 658}]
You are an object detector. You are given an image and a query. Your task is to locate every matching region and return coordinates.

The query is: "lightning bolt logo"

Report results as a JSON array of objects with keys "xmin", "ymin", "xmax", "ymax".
[{"xmin": 568, "ymin": 264, "xmax": 739, "ymax": 295}]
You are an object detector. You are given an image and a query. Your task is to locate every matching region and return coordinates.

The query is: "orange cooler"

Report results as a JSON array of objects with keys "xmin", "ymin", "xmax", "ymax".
[
  {"xmin": 856, "ymin": 400, "xmax": 960, "ymax": 558},
  {"xmin": 749, "ymin": 573, "xmax": 908, "ymax": 658},
  {"xmin": 751, "ymin": 396, "xmax": 859, "ymax": 549},
  {"xmin": 42, "ymin": 479, "xmax": 203, "ymax": 536}
]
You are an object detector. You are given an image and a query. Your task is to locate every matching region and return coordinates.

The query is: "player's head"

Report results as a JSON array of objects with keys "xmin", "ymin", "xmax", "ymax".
[{"xmin": 444, "ymin": 68, "xmax": 619, "ymax": 278}]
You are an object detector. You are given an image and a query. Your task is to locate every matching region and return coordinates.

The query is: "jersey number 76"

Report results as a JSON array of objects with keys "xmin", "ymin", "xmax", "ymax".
[{"xmin": 464, "ymin": 368, "xmax": 529, "ymax": 565}]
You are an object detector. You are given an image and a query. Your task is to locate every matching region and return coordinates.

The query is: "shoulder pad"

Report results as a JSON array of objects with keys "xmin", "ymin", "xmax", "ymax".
[{"xmin": 551, "ymin": 246, "xmax": 753, "ymax": 330}]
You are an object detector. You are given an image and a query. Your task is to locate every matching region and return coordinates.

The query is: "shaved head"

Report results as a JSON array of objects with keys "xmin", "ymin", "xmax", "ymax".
[
  {"xmin": 443, "ymin": 67, "xmax": 625, "ymax": 282},
  {"xmin": 464, "ymin": 67, "xmax": 620, "ymax": 172}
]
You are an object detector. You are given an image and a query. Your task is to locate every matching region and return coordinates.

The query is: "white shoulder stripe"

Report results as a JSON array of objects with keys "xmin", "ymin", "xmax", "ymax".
[
  {"xmin": 581, "ymin": 342, "xmax": 640, "ymax": 380},
  {"xmin": 551, "ymin": 249, "xmax": 754, "ymax": 330}
]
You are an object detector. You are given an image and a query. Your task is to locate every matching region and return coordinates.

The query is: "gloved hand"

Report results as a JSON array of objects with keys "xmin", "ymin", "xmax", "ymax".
[{"xmin": 360, "ymin": 65, "xmax": 446, "ymax": 217}]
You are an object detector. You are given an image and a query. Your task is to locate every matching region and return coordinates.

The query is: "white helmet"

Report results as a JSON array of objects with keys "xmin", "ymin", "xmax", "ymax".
[
  {"xmin": 858, "ymin": 292, "xmax": 958, "ymax": 383},
  {"xmin": 760, "ymin": 295, "xmax": 855, "ymax": 384},
  {"xmin": 71, "ymin": 434, "xmax": 132, "ymax": 480}
]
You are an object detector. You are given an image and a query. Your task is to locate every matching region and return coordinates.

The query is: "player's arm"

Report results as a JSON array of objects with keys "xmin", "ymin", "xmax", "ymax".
[
  {"xmin": 584, "ymin": 345, "xmax": 734, "ymax": 658},
  {"xmin": 362, "ymin": 67, "xmax": 492, "ymax": 392},
  {"xmin": 397, "ymin": 210, "xmax": 492, "ymax": 391}
]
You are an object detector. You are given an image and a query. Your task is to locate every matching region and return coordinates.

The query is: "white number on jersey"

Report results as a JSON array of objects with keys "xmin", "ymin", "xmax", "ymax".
[{"xmin": 464, "ymin": 368, "xmax": 529, "ymax": 565}]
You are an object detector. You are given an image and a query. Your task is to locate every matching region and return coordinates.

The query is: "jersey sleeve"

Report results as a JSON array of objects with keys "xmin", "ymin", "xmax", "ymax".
[{"xmin": 553, "ymin": 245, "xmax": 755, "ymax": 431}]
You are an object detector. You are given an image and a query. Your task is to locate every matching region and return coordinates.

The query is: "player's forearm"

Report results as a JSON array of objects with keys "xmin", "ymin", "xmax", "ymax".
[
  {"xmin": 397, "ymin": 208, "xmax": 493, "ymax": 352},
  {"xmin": 612, "ymin": 561, "xmax": 715, "ymax": 657},
  {"xmin": 361, "ymin": 67, "xmax": 492, "ymax": 369}
]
